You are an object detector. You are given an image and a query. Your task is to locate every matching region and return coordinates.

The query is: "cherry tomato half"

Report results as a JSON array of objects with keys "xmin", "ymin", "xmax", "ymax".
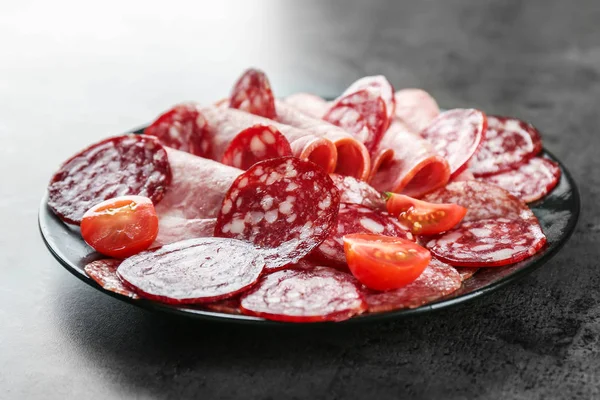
[
  {"xmin": 80, "ymin": 196, "xmax": 159, "ymax": 258},
  {"xmin": 343, "ymin": 233, "xmax": 431, "ymax": 291},
  {"xmin": 385, "ymin": 193, "xmax": 467, "ymax": 235}
]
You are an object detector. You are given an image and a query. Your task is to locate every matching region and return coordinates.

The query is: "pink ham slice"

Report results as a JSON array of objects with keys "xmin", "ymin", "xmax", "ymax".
[
  {"xmin": 394, "ymin": 89, "xmax": 441, "ymax": 134},
  {"xmin": 369, "ymin": 120, "xmax": 451, "ymax": 197},
  {"xmin": 154, "ymin": 148, "xmax": 241, "ymax": 245},
  {"xmin": 201, "ymin": 106, "xmax": 337, "ymax": 174},
  {"xmin": 283, "ymin": 93, "xmax": 329, "ymax": 118},
  {"xmin": 275, "ymin": 100, "xmax": 371, "ymax": 180}
]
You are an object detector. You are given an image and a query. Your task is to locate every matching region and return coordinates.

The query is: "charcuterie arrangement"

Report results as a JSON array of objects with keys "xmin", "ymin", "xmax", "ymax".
[{"xmin": 47, "ymin": 69, "xmax": 561, "ymax": 323}]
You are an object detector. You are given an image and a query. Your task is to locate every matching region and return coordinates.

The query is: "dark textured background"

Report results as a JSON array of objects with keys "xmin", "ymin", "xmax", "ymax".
[{"xmin": 1, "ymin": 0, "xmax": 598, "ymax": 398}]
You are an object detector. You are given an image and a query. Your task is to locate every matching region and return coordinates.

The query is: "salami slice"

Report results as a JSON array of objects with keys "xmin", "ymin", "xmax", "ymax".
[
  {"xmin": 48, "ymin": 135, "xmax": 171, "ymax": 225},
  {"xmin": 215, "ymin": 157, "xmax": 340, "ymax": 270},
  {"xmin": 370, "ymin": 121, "xmax": 451, "ymax": 198},
  {"xmin": 324, "ymin": 89, "xmax": 389, "ymax": 153},
  {"xmin": 420, "ymin": 109, "xmax": 487, "ymax": 178},
  {"xmin": 329, "ymin": 174, "xmax": 385, "ymax": 210},
  {"xmin": 153, "ymin": 217, "xmax": 216, "ymax": 247},
  {"xmin": 240, "ymin": 267, "xmax": 366, "ymax": 322},
  {"xmin": 478, "ymin": 157, "xmax": 561, "ymax": 203},
  {"xmin": 455, "ymin": 267, "xmax": 478, "ymax": 281},
  {"xmin": 311, "ymin": 203, "xmax": 413, "ymax": 267},
  {"xmin": 117, "ymin": 238, "xmax": 265, "ymax": 304},
  {"xmin": 155, "ymin": 148, "xmax": 240, "ymax": 220},
  {"xmin": 229, "ymin": 68, "xmax": 276, "ymax": 119},
  {"xmin": 469, "ymin": 116, "xmax": 543, "ymax": 176},
  {"xmin": 342, "ymin": 75, "xmax": 395, "ymax": 123},
  {"xmin": 424, "ymin": 218, "xmax": 546, "ymax": 267},
  {"xmin": 422, "ymin": 180, "xmax": 534, "ymax": 223},
  {"xmin": 283, "ymin": 93, "xmax": 329, "ymax": 118},
  {"xmin": 394, "ymin": 89, "xmax": 441, "ymax": 133},
  {"xmin": 275, "ymin": 100, "xmax": 371, "ymax": 180},
  {"xmin": 221, "ymin": 125, "xmax": 292, "ymax": 170},
  {"xmin": 145, "ymin": 103, "xmax": 211, "ymax": 157},
  {"xmin": 364, "ymin": 258, "xmax": 461, "ymax": 312},
  {"xmin": 84, "ymin": 259, "xmax": 139, "ymax": 299},
  {"xmin": 201, "ymin": 106, "xmax": 337, "ymax": 173}
]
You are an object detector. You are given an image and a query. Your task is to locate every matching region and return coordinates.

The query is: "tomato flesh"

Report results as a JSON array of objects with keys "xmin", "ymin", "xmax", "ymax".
[
  {"xmin": 343, "ymin": 233, "xmax": 431, "ymax": 291},
  {"xmin": 80, "ymin": 196, "xmax": 159, "ymax": 258},
  {"xmin": 385, "ymin": 193, "xmax": 467, "ymax": 235}
]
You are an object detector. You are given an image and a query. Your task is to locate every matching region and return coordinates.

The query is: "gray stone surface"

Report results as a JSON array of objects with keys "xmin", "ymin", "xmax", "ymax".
[{"xmin": 0, "ymin": 0, "xmax": 598, "ymax": 398}]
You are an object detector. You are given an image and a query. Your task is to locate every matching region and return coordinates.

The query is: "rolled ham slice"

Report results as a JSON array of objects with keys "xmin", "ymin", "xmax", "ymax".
[
  {"xmin": 154, "ymin": 148, "xmax": 241, "ymax": 245},
  {"xmin": 275, "ymin": 100, "xmax": 371, "ymax": 180},
  {"xmin": 369, "ymin": 121, "xmax": 450, "ymax": 198},
  {"xmin": 201, "ymin": 106, "xmax": 337, "ymax": 174},
  {"xmin": 394, "ymin": 89, "xmax": 441, "ymax": 134},
  {"xmin": 283, "ymin": 93, "xmax": 329, "ymax": 119}
]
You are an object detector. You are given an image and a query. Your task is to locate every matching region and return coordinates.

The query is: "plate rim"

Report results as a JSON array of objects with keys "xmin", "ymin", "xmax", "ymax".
[{"xmin": 38, "ymin": 148, "xmax": 580, "ymax": 326}]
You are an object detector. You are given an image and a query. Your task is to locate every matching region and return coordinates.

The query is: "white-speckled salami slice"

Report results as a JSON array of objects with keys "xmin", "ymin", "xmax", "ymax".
[
  {"xmin": 469, "ymin": 115, "xmax": 543, "ymax": 176},
  {"xmin": 420, "ymin": 109, "xmax": 487, "ymax": 178},
  {"xmin": 311, "ymin": 203, "xmax": 413, "ymax": 268},
  {"xmin": 84, "ymin": 259, "xmax": 139, "ymax": 299},
  {"xmin": 342, "ymin": 75, "xmax": 396, "ymax": 122},
  {"xmin": 215, "ymin": 157, "xmax": 340, "ymax": 270},
  {"xmin": 478, "ymin": 157, "xmax": 561, "ymax": 203},
  {"xmin": 329, "ymin": 174, "xmax": 385, "ymax": 210},
  {"xmin": 117, "ymin": 238, "xmax": 265, "ymax": 304},
  {"xmin": 424, "ymin": 218, "xmax": 546, "ymax": 267},
  {"xmin": 364, "ymin": 258, "xmax": 461, "ymax": 312},
  {"xmin": 240, "ymin": 267, "xmax": 366, "ymax": 322},
  {"xmin": 221, "ymin": 124, "xmax": 292, "ymax": 170},
  {"xmin": 47, "ymin": 134, "xmax": 171, "ymax": 225},
  {"xmin": 145, "ymin": 103, "xmax": 211, "ymax": 157},
  {"xmin": 422, "ymin": 180, "xmax": 535, "ymax": 223},
  {"xmin": 229, "ymin": 68, "xmax": 276, "ymax": 119},
  {"xmin": 324, "ymin": 89, "xmax": 389, "ymax": 153}
]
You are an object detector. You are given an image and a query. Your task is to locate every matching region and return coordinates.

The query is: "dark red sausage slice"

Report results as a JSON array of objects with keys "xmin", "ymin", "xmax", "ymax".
[
  {"xmin": 215, "ymin": 157, "xmax": 340, "ymax": 270},
  {"xmin": 342, "ymin": 75, "xmax": 395, "ymax": 123},
  {"xmin": 469, "ymin": 116, "xmax": 543, "ymax": 176},
  {"xmin": 478, "ymin": 157, "xmax": 561, "ymax": 203},
  {"xmin": 329, "ymin": 174, "xmax": 385, "ymax": 210},
  {"xmin": 117, "ymin": 238, "xmax": 265, "ymax": 304},
  {"xmin": 420, "ymin": 109, "xmax": 487, "ymax": 178},
  {"xmin": 363, "ymin": 258, "xmax": 461, "ymax": 312},
  {"xmin": 48, "ymin": 134, "xmax": 171, "ymax": 225},
  {"xmin": 229, "ymin": 68, "xmax": 276, "ymax": 119},
  {"xmin": 422, "ymin": 180, "xmax": 535, "ymax": 223},
  {"xmin": 240, "ymin": 267, "xmax": 367, "ymax": 322},
  {"xmin": 311, "ymin": 203, "xmax": 414, "ymax": 268},
  {"xmin": 455, "ymin": 267, "xmax": 478, "ymax": 281},
  {"xmin": 145, "ymin": 103, "xmax": 211, "ymax": 157},
  {"xmin": 324, "ymin": 89, "xmax": 389, "ymax": 153},
  {"xmin": 84, "ymin": 259, "xmax": 139, "ymax": 299},
  {"xmin": 423, "ymin": 218, "xmax": 546, "ymax": 267},
  {"xmin": 221, "ymin": 125, "xmax": 292, "ymax": 170}
]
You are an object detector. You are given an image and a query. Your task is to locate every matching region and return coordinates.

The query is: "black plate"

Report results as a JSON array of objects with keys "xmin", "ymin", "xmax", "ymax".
[{"xmin": 39, "ymin": 146, "xmax": 580, "ymax": 325}]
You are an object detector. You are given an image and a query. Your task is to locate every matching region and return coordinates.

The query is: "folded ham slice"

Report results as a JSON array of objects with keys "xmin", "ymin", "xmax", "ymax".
[
  {"xmin": 369, "ymin": 121, "xmax": 450, "ymax": 197},
  {"xmin": 201, "ymin": 106, "xmax": 337, "ymax": 174},
  {"xmin": 275, "ymin": 100, "xmax": 371, "ymax": 180},
  {"xmin": 394, "ymin": 89, "xmax": 441, "ymax": 134},
  {"xmin": 153, "ymin": 148, "xmax": 241, "ymax": 245}
]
